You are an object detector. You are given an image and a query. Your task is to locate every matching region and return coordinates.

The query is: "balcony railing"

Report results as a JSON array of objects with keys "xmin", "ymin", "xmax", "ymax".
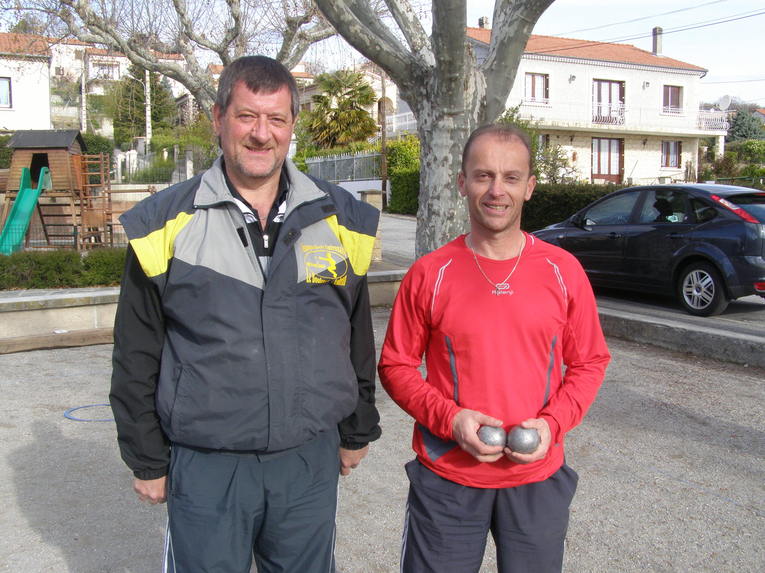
[
  {"xmin": 516, "ymin": 100, "xmax": 727, "ymax": 134},
  {"xmin": 697, "ymin": 110, "xmax": 729, "ymax": 131},
  {"xmin": 385, "ymin": 112, "xmax": 417, "ymax": 136},
  {"xmin": 592, "ymin": 103, "xmax": 626, "ymax": 125}
]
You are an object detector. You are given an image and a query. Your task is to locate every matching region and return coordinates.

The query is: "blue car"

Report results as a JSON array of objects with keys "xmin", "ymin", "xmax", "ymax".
[{"xmin": 532, "ymin": 184, "xmax": 765, "ymax": 316}]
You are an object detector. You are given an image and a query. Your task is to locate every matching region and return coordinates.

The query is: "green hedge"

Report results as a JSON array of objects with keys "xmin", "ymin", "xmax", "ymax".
[
  {"xmin": 0, "ymin": 248, "xmax": 126, "ymax": 290},
  {"xmin": 389, "ymin": 168, "xmax": 419, "ymax": 215},
  {"xmin": 386, "ymin": 167, "xmax": 617, "ymax": 227},
  {"xmin": 523, "ymin": 183, "xmax": 618, "ymax": 232}
]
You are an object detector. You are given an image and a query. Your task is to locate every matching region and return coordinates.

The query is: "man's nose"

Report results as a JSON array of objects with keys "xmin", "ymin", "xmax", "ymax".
[
  {"xmin": 250, "ymin": 118, "xmax": 270, "ymax": 143},
  {"xmin": 487, "ymin": 177, "xmax": 504, "ymax": 196}
]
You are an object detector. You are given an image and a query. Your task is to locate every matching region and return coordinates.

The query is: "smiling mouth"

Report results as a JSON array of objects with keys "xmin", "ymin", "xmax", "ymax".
[{"xmin": 484, "ymin": 204, "xmax": 509, "ymax": 211}]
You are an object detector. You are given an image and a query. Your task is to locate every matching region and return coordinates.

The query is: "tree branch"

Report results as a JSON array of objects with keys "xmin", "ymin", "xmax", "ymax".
[
  {"xmin": 482, "ymin": 0, "xmax": 555, "ymax": 121},
  {"xmin": 314, "ymin": 0, "xmax": 414, "ymax": 85},
  {"xmin": 385, "ymin": 0, "xmax": 431, "ymax": 59}
]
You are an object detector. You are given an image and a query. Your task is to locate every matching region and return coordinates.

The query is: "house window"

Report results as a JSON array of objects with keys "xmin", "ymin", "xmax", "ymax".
[
  {"xmin": 592, "ymin": 79, "xmax": 625, "ymax": 124},
  {"xmin": 524, "ymin": 73, "xmax": 549, "ymax": 103},
  {"xmin": 661, "ymin": 141, "xmax": 682, "ymax": 168},
  {"xmin": 0, "ymin": 78, "xmax": 11, "ymax": 108},
  {"xmin": 92, "ymin": 62, "xmax": 120, "ymax": 80},
  {"xmin": 591, "ymin": 137, "xmax": 623, "ymax": 183},
  {"xmin": 663, "ymin": 85, "xmax": 683, "ymax": 114}
]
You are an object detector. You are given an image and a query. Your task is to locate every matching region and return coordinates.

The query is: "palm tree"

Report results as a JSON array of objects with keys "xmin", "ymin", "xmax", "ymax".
[{"xmin": 306, "ymin": 70, "xmax": 378, "ymax": 149}]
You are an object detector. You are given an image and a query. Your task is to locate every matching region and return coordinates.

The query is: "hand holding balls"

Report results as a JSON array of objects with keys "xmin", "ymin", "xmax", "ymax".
[
  {"xmin": 478, "ymin": 425, "xmax": 541, "ymax": 454},
  {"xmin": 506, "ymin": 426, "xmax": 541, "ymax": 454},
  {"xmin": 477, "ymin": 425, "xmax": 506, "ymax": 446}
]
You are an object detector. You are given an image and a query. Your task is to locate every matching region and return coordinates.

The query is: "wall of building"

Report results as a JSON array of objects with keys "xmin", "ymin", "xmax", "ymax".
[{"xmin": 0, "ymin": 56, "xmax": 52, "ymax": 132}]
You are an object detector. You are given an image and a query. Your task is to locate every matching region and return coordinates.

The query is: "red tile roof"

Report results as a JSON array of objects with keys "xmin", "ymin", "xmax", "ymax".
[
  {"xmin": 0, "ymin": 32, "xmax": 182, "ymax": 61},
  {"xmin": 466, "ymin": 27, "xmax": 705, "ymax": 72},
  {"xmin": 0, "ymin": 33, "xmax": 50, "ymax": 57}
]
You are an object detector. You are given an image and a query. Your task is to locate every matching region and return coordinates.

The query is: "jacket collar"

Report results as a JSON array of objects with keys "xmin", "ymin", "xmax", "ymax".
[{"xmin": 194, "ymin": 156, "xmax": 329, "ymax": 216}]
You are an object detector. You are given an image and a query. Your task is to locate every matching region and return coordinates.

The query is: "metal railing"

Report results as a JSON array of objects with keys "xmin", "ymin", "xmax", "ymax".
[{"xmin": 305, "ymin": 151, "xmax": 381, "ymax": 183}]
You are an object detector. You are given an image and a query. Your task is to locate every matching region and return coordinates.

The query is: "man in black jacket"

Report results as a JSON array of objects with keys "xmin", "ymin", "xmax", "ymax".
[{"xmin": 110, "ymin": 55, "xmax": 381, "ymax": 572}]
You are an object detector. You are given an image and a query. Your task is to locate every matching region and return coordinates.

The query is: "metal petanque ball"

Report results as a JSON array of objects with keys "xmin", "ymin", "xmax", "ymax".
[
  {"xmin": 506, "ymin": 426, "xmax": 540, "ymax": 454},
  {"xmin": 478, "ymin": 426, "xmax": 507, "ymax": 446}
]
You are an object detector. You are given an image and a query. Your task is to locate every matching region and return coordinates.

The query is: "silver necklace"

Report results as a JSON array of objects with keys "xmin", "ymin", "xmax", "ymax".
[{"xmin": 468, "ymin": 234, "xmax": 526, "ymax": 296}]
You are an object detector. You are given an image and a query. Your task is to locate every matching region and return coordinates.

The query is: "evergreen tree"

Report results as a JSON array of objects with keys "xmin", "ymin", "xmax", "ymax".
[
  {"xmin": 112, "ymin": 65, "xmax": 176, "ymax": 148},
  {"xmin": 727, "ymin": 110, "xmax": 765, "ymax": 142},
  {"xmin": 305, "ymin": 70, "xmax": 378, "ymax": 149}
]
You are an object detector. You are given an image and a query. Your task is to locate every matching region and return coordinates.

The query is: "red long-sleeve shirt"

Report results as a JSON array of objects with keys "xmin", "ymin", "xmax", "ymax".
[{"xmin": 378, "ymin": 234, "xmax": 610, "ymax": 488}]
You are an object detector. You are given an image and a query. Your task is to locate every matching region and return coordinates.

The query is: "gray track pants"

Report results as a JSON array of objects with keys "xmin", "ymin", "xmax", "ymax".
[{"xmin": 164, "ymin": 431, "xmax": 340, "ymax": 573}]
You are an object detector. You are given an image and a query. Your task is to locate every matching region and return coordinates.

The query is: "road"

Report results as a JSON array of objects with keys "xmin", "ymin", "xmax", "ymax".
[{"xmin": 0, "ymin": 308, "xmax": 762, "ymax": 572}]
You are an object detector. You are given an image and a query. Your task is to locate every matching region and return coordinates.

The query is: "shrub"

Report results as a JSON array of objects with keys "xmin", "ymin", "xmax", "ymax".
[
  {"xmin": 386, "ymin": 136, "xmax": 420, "ymax": 171},
  {"xmin": 523, "ymin": 184, "xmax": 617, "ymax": 232},
  {"xmin": 81, "ymin": 133, "xmax": 115, "ymax": 156},
  {"xmin": 0, "ymin": 248, "xmax": 127, "ymax": 289},
  {"xmin": 81, "ymin": 248, "xmax": 126, "ymax": 286},
  {"xmin": 0, "ymin": 250, "xmax": 83, "ymax": 289},
  {"xmin": 0, "ymin": 134, "xmax": 13, "ymax": 169},
  {"xmin": 388, "ymin": 168, "xmax": 419, "ymax": 215}
]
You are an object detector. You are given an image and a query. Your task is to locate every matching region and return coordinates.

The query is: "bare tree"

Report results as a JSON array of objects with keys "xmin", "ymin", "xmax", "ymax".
[
  {"xmin": 315, "ymin": 0, "xmax": 555, "ymax": 255},
  {"xmin": 6, "ymin": 0, "xmax": 336, "ymax": 117}
]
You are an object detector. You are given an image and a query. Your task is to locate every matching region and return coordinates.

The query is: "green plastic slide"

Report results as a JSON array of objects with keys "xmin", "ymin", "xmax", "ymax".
[{"xmin": 0, "ymin": 167, "xmax": 52, "ymax": 255}]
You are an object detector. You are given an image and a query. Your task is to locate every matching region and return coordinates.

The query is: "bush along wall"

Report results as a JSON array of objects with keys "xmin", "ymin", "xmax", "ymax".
[
  {"xmin": 385, "ymin": 165, "xmax": 617, "ymax": 229},
  {"xmin": 0, "ymin": 248, "xmax": 126, "ymax": 290},
  {"xmin": 388, "ymin": 168, "xmax": 420, "ymax": 215}
]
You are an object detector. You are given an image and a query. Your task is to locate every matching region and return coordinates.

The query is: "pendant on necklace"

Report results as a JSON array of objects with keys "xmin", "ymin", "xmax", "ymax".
[{"xmin": 492, "ymin": 283, "xmax": 513, "ymax": 296}]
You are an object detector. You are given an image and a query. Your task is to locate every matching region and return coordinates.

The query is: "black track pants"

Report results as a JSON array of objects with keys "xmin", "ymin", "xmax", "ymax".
[{"xmin": 401, "ymin": 460, "xmax": 578, "ymax": 573}]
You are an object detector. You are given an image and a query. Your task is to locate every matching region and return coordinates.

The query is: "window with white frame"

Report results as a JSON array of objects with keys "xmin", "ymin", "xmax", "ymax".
[
  {"xmin": 661, "ymin": 141, "xmax": 682, "ymax": 168},
  {"xmin": 663, "ymin": 85, "xmax": 683, "ymax": 114},
  {"xmin": 524, "ymin": 73, "xmax": 549, "ymax": 103},
  {"xmin": 0, "ymin": 78, "xmax": 11, "ymax": 108}
]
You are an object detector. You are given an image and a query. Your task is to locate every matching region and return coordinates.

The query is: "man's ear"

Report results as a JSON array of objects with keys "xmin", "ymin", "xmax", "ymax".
[
  {"xmin": 457, "ymin": 170, "xmax": 466, "ymax": 197},
  {"xmin": 524, "ymin": 175, "xmax": 537, "ymax": 202}
]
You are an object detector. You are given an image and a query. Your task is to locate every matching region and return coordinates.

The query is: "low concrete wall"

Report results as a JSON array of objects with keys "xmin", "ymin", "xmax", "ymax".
[{"xmin": 0, "ymin": 273, "xmax": 405, "ymax": 354}]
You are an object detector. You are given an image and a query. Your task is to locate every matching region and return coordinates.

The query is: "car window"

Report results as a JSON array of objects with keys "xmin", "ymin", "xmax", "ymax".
[
  {"xmin": 690, "ymin": 198, "xmax": 718, "ymax": 223},
  {"xmin": 728, "ymin": 193, "xmax": 765, "ymax": 223},
  {"xmin": 637, "ymin": 189, "xmax": 688, "ymax": 224},
  {"xmin": 583, "ymin": 191, "xmax": 640, "ymax": 225}
]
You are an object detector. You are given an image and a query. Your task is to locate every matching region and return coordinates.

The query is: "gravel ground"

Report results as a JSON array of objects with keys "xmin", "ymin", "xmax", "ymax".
[{"xmin": 0, "ymin": 306, "xmax": 762, "ymax": 572}]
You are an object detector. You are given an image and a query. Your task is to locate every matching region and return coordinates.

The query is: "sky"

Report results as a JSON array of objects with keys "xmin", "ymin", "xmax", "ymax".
[{"xmin": 466, "ymin": 0, "xmax": 765, "ymax": 106}]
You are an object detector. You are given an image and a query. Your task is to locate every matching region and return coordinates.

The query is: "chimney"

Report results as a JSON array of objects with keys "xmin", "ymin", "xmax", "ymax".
[
  {"xmin": 652, "ymin": 26, "xmax": 663, "ymax": 56},
  {"xmin": 478, "ymin": 16, "xmax": 490, "ymax": 29}
]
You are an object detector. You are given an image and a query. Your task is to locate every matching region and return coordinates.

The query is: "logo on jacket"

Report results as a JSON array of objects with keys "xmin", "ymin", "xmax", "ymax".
[{"xmin": 303, "ymin": 246, "xmax": 349, "ymax": 285}]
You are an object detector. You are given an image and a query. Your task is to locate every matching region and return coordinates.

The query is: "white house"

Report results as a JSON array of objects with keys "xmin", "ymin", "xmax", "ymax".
[
  {"xmin": 465, "ymin": 24, "xmax": 728, "ymax": 184},
  {"xmin": 0, "ymin": 33, "xmax": 52, "ymax": 132}
]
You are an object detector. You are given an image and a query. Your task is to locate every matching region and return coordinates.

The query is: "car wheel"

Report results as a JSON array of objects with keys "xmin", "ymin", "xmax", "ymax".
[{"xmin": 676, "ymin": 262, "xmax": 729, "ymax": 316}]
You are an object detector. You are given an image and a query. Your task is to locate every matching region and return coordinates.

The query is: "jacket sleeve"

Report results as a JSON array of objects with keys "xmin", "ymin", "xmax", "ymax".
[
  {"xmin": 377, "ymin": 262, "xmax": 461, "ymax": 441},
  {"xmin": 109, "ymin": 245, "xmax": 170, "ymax": 479},
  {"xmin": 338, "ymin": 275, "xmax": 382, "ymax": 449},
  {"xmin": 538, "ymin": 259, "xmax": 611, "ymax": 444}
]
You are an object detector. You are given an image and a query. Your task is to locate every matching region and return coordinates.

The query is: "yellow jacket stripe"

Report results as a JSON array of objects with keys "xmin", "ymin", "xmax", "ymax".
[
  {"xmin": 325, "ymin": 214, "xmax": 376, "ymax": 276},
  {"xmin": 129, "ymin": 211, "xmax": 195, "ymax": 278}
]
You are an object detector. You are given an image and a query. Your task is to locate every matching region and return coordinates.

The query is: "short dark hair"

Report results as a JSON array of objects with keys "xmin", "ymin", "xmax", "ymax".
[
  {"xmin": 461, "ymin": 123, "xmax": 534, "ymax": 174},
  {"xmin": 215, "ymin": 56, "xmax": 299, "ymax": 119}
]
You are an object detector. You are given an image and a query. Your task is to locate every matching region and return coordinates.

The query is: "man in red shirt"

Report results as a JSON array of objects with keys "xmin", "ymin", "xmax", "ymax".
[{"xmin": 378, "ymin": 124, "xmax": 610, "ymax": 572}]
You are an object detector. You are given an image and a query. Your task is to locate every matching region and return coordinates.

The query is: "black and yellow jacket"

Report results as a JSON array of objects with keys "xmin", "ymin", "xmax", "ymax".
[{"xmin": 110, "ymin": 157, "xmax": 381, "ymax": 480}]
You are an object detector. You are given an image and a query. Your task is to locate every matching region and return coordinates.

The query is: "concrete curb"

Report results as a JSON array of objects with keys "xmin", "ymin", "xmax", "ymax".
[{"xmin": 599, "ymin": 307, "xmax": 765, "ymax": 368}]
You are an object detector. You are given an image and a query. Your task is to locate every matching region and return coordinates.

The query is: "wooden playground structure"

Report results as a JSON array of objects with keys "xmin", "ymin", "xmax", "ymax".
[{"xmin": 0, "ymin": 130, "xmax": 114, "ymax": 252}]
